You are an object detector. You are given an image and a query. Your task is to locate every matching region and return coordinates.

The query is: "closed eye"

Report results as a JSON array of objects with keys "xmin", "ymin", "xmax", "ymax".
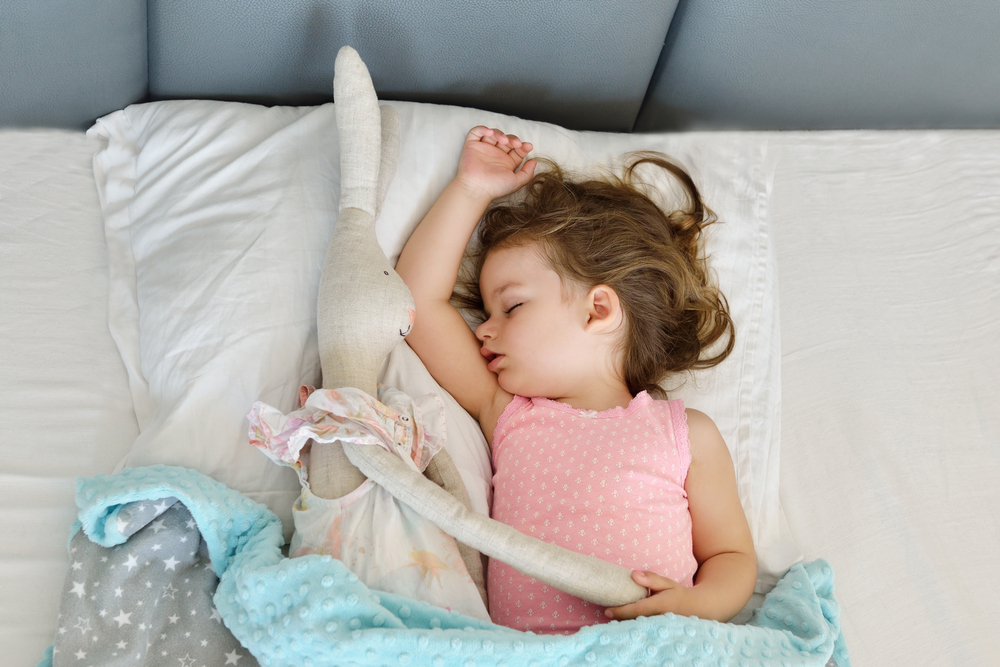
[{"xmin": 504, "ymin": 303, "xmax": 522, "ymax": 314}]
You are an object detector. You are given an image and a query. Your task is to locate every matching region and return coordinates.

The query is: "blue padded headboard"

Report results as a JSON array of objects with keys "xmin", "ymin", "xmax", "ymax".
[
  {"xmin": 635, "ymin": 0, "xmax": 1000, "ymax": 131},
  {"xmin": 3, "ymin": 0, "xmax": 999, "ymax": 131},
  {"xmin": 145, "ymin": 0, "xmax": 677, "ymax": 132},
  {"xmin": 1, "ymin": 0, "xmax": 146, "ymax": 128}
]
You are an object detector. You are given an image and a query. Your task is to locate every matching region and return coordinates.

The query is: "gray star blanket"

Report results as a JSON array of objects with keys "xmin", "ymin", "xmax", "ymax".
[{"xmin": 47, "ymin": 494, "xmax": 256, "ymax": 667}]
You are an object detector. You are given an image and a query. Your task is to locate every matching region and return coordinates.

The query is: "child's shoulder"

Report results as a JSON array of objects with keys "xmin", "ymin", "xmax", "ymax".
[
  {"xmin": 682, "ymin": 407, "xmax": 719, "ymax": 435},
  {"xmin": 681, "ymin": 407, "xmax": 729, "ymax": 464}
]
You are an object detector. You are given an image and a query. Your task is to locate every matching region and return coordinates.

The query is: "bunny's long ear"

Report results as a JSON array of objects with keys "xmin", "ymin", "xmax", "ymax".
[
  {"xmin": 334, "ymin": 45, "xmax": 381, "ymax": 215},
  {"xmin": 375, "ymin": 105, "xmax": 399, "ymax": 219}
]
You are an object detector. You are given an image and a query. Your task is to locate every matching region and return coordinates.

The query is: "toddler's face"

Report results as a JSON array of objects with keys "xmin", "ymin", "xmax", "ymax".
[{"xmin": 476, "ymin": 243, "xmax": 591, "ymax": 398}]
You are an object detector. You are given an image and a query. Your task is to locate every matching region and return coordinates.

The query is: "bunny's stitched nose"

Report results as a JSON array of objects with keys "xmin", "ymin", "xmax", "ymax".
[{"xmin": 400, "ymin": 308, "xmax": 416, "ymax": 337}]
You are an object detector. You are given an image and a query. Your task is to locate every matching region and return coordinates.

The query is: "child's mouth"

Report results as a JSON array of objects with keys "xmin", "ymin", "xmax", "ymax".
[{"xmin": 487, "ymin": 354, "xmax": 504, "ymax": 372}]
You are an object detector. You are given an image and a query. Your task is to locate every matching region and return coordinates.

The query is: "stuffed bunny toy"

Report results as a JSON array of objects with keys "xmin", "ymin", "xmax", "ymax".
[{"xmin": 308, "ymin": 46, "xmax": 646, "ymax": 610}]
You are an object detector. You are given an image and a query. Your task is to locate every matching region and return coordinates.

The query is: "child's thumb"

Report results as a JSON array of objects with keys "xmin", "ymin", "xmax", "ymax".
[{"xmin": 516, "ymin": 159, "xmax": 537, "ymax": 184}]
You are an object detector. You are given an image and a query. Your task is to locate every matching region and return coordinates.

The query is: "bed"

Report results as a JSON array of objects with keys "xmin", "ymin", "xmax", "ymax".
[{"xmin": 3, "ymin": 2, "xmax": 999, "ymax": 666}]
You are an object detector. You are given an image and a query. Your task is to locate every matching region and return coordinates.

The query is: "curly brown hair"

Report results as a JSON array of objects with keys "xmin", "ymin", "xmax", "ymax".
[{"xmin": 453, "ymin": 152, "xmax": 735, "ymax": 399}]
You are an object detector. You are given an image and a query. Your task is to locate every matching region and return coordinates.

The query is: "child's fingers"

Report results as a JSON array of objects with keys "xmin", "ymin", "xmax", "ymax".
[
  {"xmin": 631, "ymin": 569, "xmax": 677, "ymax": 592},
  {"xmin": 509, "ymin": 139, "xmax": 533, "ymax": 159},
  {"xmin": 604, "ymin": 572, "xmax": 682, "ymax": 620},
  {"xmin": 466, "ymin": 126, "xmax": 495, "ymax": 142},
  {"xmin": 603, "ymin": 596, "xmax": 663, "ymax": 621}
]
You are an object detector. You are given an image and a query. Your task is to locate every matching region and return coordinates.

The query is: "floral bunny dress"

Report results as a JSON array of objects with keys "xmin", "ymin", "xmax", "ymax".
[{"xmin": 248, "ymin": 385, "xmax": 489, "ymax": 621}]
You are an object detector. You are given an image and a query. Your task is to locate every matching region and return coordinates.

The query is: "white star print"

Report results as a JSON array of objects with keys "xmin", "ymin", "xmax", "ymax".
[
  {"xmin": 162, "ymin": 583, "xmax": 178, "ymax": 599},
  {"xmin": 209, "ymin": 607, "xmax": 223, "ymax": 623},
  {"xmin": 178, "ymin": 654, "xmax": 196, "ymax": 667},
  {"xmin": 73, "ymin": 617, "xmax": 90, "ymax": 634},
  {"xmin": 153, "ymin": 500, "xmax": 170, "ymax": 513},
  {"xmin": 70, "ymin": 581, "xmax": 86, "ymax": 598},
  {"xmin": 224, "ymin": 649, "xmax": 243, "ymax": 664},
  {"xmin": 116, "ymin": 641, "xmax": 127, "ymax": 650},
  {"xmin": 163, "ymin": 556, "xmax": 180, "ymax": 571},
  {"xmin": 123, "ymin": 554, "xmax": 139, "ymax": 571},
  {"xmin": 114, "ymin": 586, "xmax": 123, "ymax": 597},
  {"xmin": 113, "ymin": 609, "xmax": 132, "ymax": 627},
  {"xmin": 71, "ymin": 561, "xmax": 83, "ymax": 571},
  {"xmin": 117, "ymin": 515, "xmax": 129, "ymax": 534},
  {"xmin": 150, "ymin": 519, "xmax": 166, "ymax": 534},
  {"xmin": 74, "ymin": 649, "xmax": 86, "ymax": 660},
  {"xmin": 168, "ymin": 614, "xmax": 179, "ymax": 624},
  {"xmin": 151, "ymin": 543, "xmax": 162, "ymax": 552}
]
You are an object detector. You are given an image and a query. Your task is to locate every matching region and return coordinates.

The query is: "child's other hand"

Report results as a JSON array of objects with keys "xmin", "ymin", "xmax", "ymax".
[
  {"xmin": 603, "ymin": 570, "xmax": 689, "ymax": 621},
  {"xmin": 455, "ymin": 126, "xmax": 536, "ymax": 202}
]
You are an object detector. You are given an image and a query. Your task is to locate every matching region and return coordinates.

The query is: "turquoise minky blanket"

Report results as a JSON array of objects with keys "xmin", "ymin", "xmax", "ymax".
[{"xmin": 42, "ymin": 465, "xmax": 850, "ymax": 667}]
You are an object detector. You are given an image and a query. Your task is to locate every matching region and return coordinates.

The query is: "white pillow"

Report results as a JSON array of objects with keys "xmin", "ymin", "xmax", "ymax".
[{"xmin": 89, "ymin": 100, "xmax": 798, "ymax": 588}]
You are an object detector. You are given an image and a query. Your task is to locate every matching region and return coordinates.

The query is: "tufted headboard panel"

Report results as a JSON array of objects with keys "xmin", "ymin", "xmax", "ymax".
[{"xmin": 3, "ymin": 0, "xmax": 999, "ymax": 131}]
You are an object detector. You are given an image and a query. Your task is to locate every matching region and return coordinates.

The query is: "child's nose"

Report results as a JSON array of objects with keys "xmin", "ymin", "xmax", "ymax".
[{"xmin": 475, "ymin": 318, "xmax": 494, "ymax": 341}]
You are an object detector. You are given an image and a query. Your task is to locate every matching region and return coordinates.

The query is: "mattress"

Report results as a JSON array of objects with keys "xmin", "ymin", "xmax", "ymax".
[
  {"xmin": 0, "ymin": 130, "xmax": 140, "ymax": 665},
  {"xmin": 767, "ymin": 131, "xmax": 1000, "ymax": 665},
  {"xmin": 2, "ymin": 125, "xmax": 998, "ymax": 667}
]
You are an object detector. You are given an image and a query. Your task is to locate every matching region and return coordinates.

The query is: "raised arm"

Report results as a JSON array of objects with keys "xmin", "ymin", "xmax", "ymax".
[{"xmin": 396, "ymin": 127, "xmax": 535, "ymax": 442}]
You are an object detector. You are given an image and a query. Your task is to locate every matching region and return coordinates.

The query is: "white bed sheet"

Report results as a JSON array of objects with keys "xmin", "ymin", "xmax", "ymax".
[
  {"xmin": 767, "ymin": 131, "xmax": 1000, "ymax": 666},
  {"xmin": 0, "ymin": 130, "xmax": 140, "ymax": 666},
  {"xmin": 2, "ymin": 127, "xmax": 999, "ymax": 667}
]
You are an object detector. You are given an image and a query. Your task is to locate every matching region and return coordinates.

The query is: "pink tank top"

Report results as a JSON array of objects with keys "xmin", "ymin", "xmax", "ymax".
[{"xmin": 488, "ymin": 391, "xmax": 697, "ymax": 634}]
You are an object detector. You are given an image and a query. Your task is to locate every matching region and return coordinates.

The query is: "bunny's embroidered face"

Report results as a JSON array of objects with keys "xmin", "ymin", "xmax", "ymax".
[{"xmin": 380, "ymin": 269, "xmax": 416, "ymax": 336}]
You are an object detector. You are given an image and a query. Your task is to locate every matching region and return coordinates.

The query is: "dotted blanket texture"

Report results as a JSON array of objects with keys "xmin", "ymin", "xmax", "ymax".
[{"xmin": 42, "ymin": 466, "xmax": 850, "ymax": 667}]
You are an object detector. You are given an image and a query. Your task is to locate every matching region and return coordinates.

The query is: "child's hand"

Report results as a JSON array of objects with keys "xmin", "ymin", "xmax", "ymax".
[
  {"xmin": 603, "ymin": 570, "xmax": 689, "ymax": 621},
  {"xmin": 454, "ymin": 126, "xmax": 536, "ymax": 202}
]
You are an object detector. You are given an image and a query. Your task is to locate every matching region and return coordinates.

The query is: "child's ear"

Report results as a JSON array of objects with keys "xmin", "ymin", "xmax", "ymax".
[{"xmin": 584, "ymin": 285, "xmax": 624, "ymax": 334}]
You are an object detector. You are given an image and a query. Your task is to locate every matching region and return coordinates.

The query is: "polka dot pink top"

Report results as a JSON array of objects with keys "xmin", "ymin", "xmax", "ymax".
[{"xmin": 488, "ymin": 391, "xmax": 697, "ymax": 634}]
